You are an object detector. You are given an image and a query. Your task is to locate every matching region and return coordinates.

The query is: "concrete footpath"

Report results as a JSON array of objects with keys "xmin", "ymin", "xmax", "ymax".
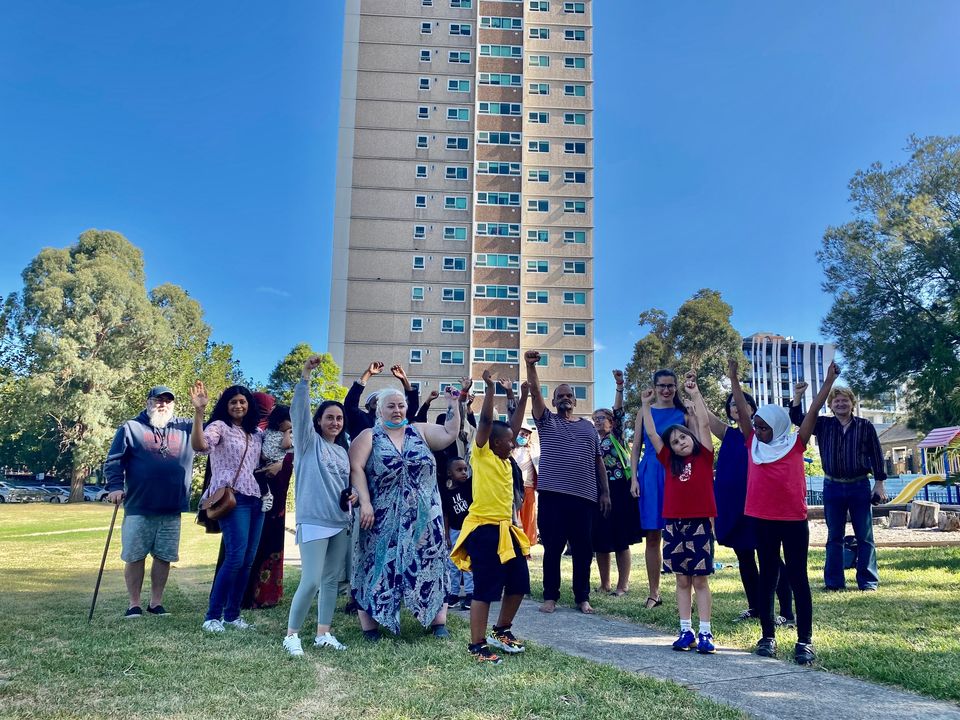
[{"xmin": 506, "ymin": 602, "xmax": 960, "ymax": 720}]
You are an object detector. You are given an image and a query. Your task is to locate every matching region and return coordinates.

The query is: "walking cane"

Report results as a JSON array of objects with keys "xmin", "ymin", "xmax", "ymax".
[{"xmin": 88, "ymin": 500, "xmax": 121, "ymax": 622}]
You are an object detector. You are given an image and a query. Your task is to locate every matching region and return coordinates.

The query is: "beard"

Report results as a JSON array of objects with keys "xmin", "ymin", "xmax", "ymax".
[{"xmin": 147, "ymin": 404, "xmax": 174, "ymax": 429}]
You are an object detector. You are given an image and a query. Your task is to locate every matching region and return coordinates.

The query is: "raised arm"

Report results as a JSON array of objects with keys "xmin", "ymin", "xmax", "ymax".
[
  {"xmin": 189, "ymin": 381, "xmax": 210, "ymax": 452},
  {"xmin": 416, "ymin": 386, "xmax": 462, "ymax": 450},
  {"xmin": 293, "ymin": 356, "xmax": 321, "ymax": 450},
  {"xmin": 415, "ymin": 389, "xmax": 439, "ymax": 423},
  {"xmin": 524, "ymin": 350, "xmax": 547, "ymax": 419},
  {"xmin": 727, "ymin": 359, "xmax": 753, "ymax": 439},
  {"xmin": 799, "ymin": 361, "xmax": 840, "ymax": 445},
  {"xmin": 613, "ymin": 369, "xmax": 625, "ymax": 411},
  {"xmin": 684, "ymin": 371, "xmax": 727, "ymax": 441},
  {"xmin": 639, "ymin": 388, "xmax": 664, "ymax": 455},
  {"xmin": 509, "ymin": 381, "xmax": 530, "ymax": 439},
  {"xmin": 348, "ymin": 429, "xmax": 375, "ymax": 529},
  {"xmin": 788, "ymin": 381, "xmax": 808, "ymax": 427},
  {"xmin": 475, "ymin": 369, "xmax": 496, "ymax": 448}
]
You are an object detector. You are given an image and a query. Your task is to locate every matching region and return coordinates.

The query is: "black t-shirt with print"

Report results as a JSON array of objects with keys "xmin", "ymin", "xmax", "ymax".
[{"xmin": 439, "ymin": 478, "xmax": 473, "ymax": 531}]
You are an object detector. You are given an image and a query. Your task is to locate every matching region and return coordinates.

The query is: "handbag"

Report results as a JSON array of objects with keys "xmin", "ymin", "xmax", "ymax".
[{"xmin": 196, "ymin": 432, "xmax": 249, "ymax": 530}]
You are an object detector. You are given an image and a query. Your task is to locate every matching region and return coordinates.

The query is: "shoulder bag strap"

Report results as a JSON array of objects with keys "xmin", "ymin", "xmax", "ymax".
[{"xmin": 228, "ymin": 433, "xmax": 250, "ymax": 488}]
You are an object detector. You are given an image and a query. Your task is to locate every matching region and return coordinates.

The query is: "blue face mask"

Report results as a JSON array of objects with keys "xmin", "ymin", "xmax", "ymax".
[
  {"xmin": 516, "ymin": 436, "xmax": 528, "ymax": 446},
  {"xmin": 383, "ymin": 418, "xmax": 409, "ymax": 430}
]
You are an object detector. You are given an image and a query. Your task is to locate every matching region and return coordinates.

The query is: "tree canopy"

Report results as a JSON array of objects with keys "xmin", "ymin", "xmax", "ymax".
[
  {"xmin": 818, "ymin": 135, "xmax": 960, "ymax": 430},
  {"xmin": 266, "ymin": 343, "xmax": 347, "ymax": 406}
]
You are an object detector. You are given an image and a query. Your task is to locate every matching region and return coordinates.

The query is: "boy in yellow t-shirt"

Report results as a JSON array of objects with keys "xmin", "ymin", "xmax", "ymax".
[{"xmin": 451, "ymin": 369, "xmax": 531, "ymax": 665}]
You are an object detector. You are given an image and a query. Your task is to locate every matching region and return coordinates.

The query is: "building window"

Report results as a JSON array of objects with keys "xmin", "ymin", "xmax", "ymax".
[
  {"xmin": 563, "ymin": 291, "xmax": 586, "ymax": 305},
  {"xmin": 445, "ymin": 166, "xmax": 469, "ymax": 180},
  {"xmin": 564, "ymin": 141, "xmax": 587, "ymax": 154},
  {"xmin": 477, "ymin": 161, "xmax": 520, "ymax": 175},
  {"xmin": 529, "ymin": 83, "xmax": 550, "ymax": 95},
  {"xmin": 450, "ymin": 0, "xmax": 471, "ymax": 6},
  {"xmin": 564, "ymin": 57, "xmax": 586, "ymax": 69},
  {"xmin": 564, "ymin": 28, "xmax": 586, "ymax": 40},
  {"xmin": 562, "ymin": 354, "xmax": 587, "ymax": 368},
  {"xmin": 479, "ymin": 73, "xmax": 522, "ymax": 86},
  {"xmin": 413, "ymin": 225, "xmax": 426, "ymax": 239},
  {"xmin": 530, "ymin": 1, "xmax": 549, "ymax": 10},
  {"xmin": 416, "ymin": 164, "xmax": 428, "ymax": 178},
  {"xmin": 479, "ymin": 102, "xmax": 522, "ymax": 116},
  {"xmin": 529, "ymin": 27, "xmax": 550, "ymax": 39},
  {"xmin": 481, "ymin": 16, "xmax": 523, "ymax": 29},
  {"xmin": 527, "ymin": 199, "xmax": 549, "ymax": 212},
  {"xmin": 563, "ymin": 2, "xmax": 585, "ymax": 13},
  {"xmin": 416, "ymin": 135, "xmax": 429, "ymax": 149},
  {"xmin": 564, "ymin": 170, "xmax": 587, "ymax": 183},
  {"xmin": 479, "ymin": 131, "xmax": 522, "ymax": 145},
  {"xmin": 443, "ymin": 226, "xmax": 468, "ymax": 240},
  {"xmin": 475, "ymin": 253, "xmax": 519, "ymax": 268},
  {"xmin": 480, "ymin": 44, "xmax": 523, "ymax": 58},
  {"xmin": 526, "ymin": 321, "xmax": 549, "ymax": 335},
  {"xmin": 526, "ymin": 290, "xmax": 549, "ymax": 304},
  {"xmin": 447, "ymin": 107, "xmax": 470, "ymax": 121},
  {"xmin": 444, "ymin": 196, "xmax": 468, "ymax": 210},
  {"xmin": 421, "ymin": 22, "xmax": 433, "ymax": 34},
  {"xmin": 447, "ymin": 79, "xmax": 470, "ymax": 92},
  {"xmin": 417, "ymin": 106, "xmax": 430, "ymax": 119},
  {"xmin": 422, "ymin": 0, "xmax": 433, "ymax": 6},
  {"xmin": 474, "ymin": 285, "xmax": 520, "ymax": 299},
  {"xmin": 528, "ymin": 169, "xmax": 550, "ymax": 182},
  {"xmin": 448, "ymin": 51, "xmax": 471, "ymax": 64},
  {"xmin": 564, "ymin": 112, "xmax": 587, "ymax": 125},
  {"xmin": 564, "ymin": 83, "xmax": 587, "ymax": 96},
  {"xmin": 477, "ymin": 222, "xmax": 520, "ymax": 237},
  {"xmin": 442, "ymin": 257, "xmax": 467, "ymax": 271},
  {"xmin": 527, "ymin": 229, "xmax": 549, "ymax": 243},
  {"xmin": 564, "ymin": 230, "xmax": 586, "ymax": 244},
  {"xmin": 563, "ymin": 322, "xmax": 587, "ymax": 336},
  {"xmin": 564, "ymin": 260, "xmax": 586, "ymax": 274},
  {"xmin": 441, "ymin": 350, "xmax": 465, "ymax": 365},
  {"xmin": 572, "ymin": 385, "xmax": 587, "ymax": 400},
  {"xmin": 528, "ymin": 111, "xmax": 549, "ymax": 124},
  {"xmin": 474, "ymin": 316, "xmax": 520, "ymax": 332},
  {"xmin": 478, "ymin": 191, "xmax": 520, "ymax": 206},
  {"xmin": 410, "ymin": 349, "xmax": 423, "ymax": 364},
  {"xmin": 537, "ymin": 356, "xmax": 549, "ymax": 368},
  {"xmin": 529, "ymin": 55, "xmax": 550, "ymax": 67},
  {"xmin": 412, "ymin": 256, "xmax": 426, "ymax": 270},
  {"xmin": 528, "ymin": 140, "xmax": 550, "ymax": 153},
  {"xmin": 412, "ymin": 286, "xmax": 425, "ymax": 301},
  {"xmin": 419, "ymin": 77, "xmax": 431, "ymax": 90},
  {"xmin": 563, "ymin": 200, "xmax": 587, "ymax": 214},
  {"xmin": 526, "ymin": 260, "xmax": 549, "ymax": 273},
  {"xmin": 420, "ymin": 49, "xmax": 432, "ymax": 62},
  {"xmin": 411, "ymin": 317, "xmax": 424, "ymax": 332},
  {"xmin": 441, "ymin": 318, "xmax": 465, "ymax": 333},
  {"xmin": 445, "ymin": 136, "xmax": 469, "ymax": 150},
  {"xmin": 415, "ymin": 195, "xmax": 427, "ymax": 208},
  {"xmin": 442, "ymin": 287, "xmax": 466, "ymax": 302},
  {"xmin": 450, "ymin": 23, "xmax": 472, "ymax": 36},
  {"xmin": 473, "ymin": 348, "xmax": 520, "ymax": 364}
]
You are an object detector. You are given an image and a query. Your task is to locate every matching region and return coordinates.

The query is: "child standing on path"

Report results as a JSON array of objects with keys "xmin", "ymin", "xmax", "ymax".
[
  {"xmin": 729, "ymin": 358, "xmax": 840, "ymax": 665},
  {"xmin": 451, "ymin": 370, "xmax": 531, "ymax": 665},
  {"xmin": 641, "ymin": 378, "xmax": 718, "ymax": 654},
  {"xmin": 440, "ymin": 457, "xmax": 474, "ymax": 609}
]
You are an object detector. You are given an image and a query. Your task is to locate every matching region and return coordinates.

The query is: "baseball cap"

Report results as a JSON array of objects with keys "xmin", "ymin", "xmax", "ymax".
[{"xmin": 147, "ymin": 386, "xmax": 176, "ymax": 401}]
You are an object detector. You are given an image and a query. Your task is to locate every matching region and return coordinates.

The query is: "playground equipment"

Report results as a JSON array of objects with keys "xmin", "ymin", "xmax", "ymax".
[
  {"xmin": 887, "ymin": 427, "xmax": 960, "ymax": 505},
  {"xmin": 889, "ymin": 475, "xmax": 947, "ymax": 505}
]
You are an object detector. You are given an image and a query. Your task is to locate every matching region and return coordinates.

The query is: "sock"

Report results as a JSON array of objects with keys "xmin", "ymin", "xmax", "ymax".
[
  {"xmin": 680, "ymin": 619, "xmax": 692, "ymax": 632},
  {"xmin": 699, "ymin": 621, "xmax": 712, "ymax": 636}
]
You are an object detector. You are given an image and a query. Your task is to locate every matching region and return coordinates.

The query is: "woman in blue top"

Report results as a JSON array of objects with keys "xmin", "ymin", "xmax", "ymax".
[{"xmin": 630, "ymin": 369, "xmax": 687, "ymax": 608}]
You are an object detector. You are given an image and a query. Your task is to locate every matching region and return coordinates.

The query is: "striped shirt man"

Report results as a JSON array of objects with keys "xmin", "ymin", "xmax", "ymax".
[{"xmin": 534, "ymin": 410, "xmax": 601, "ymax": 501}]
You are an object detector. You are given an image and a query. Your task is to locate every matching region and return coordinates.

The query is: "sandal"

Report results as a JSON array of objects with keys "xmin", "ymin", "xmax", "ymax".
[
  {"xmin": 609, "ymin": 589, "xmax": 628, "ymax": 597},
  {"xmin": 644, "ymin": 596, "xmax": 662, "ymax": 609}
]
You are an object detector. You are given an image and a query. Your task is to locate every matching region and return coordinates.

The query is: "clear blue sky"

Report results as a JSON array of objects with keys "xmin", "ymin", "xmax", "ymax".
[{"xmin": 2, "ymin": 2, "xmax": 958, "ymax": 406}]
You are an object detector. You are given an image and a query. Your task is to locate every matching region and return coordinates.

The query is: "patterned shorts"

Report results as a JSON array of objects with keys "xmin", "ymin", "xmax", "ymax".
[
  {"xmin": 662, "ymin": 518, "xmax": 715, "ymax": 576},
  {"xmin": 120, "ymin": 513, "xmax": 181, "ymax": 563}
]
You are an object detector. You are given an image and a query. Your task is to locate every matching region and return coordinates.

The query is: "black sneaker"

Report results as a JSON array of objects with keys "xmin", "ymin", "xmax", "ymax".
[
  {"xmin": 755, "ymin": 637, "xmax": 777, "ymax": 657},
  {"xmin": 468, "ymin": 642, "xmax": 503, "ymax": 665},
  {"xmin": 794, "ymin": 642, "xmax": 817, "ymax": 665},
  {"xmin": 445, "ymin": 594, "xmax": 461, "ymax": 606},
  {"xmin": 124, "ymin": 606, "xmax": 143, "ymax": 619},
  {"xmin": 459, "ymin": 594, "xmax": 473, "ymax": 610},
  {"xmin": 147, "ymin": 605, "xmax": 169, "ymax": 616},
  {"xmin": 342, "ymin": 598, "xmax": 359, "ymax": 615}
]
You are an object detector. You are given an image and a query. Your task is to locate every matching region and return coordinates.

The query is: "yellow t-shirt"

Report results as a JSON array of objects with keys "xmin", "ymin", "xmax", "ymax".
[{"xmin": 468, "ymin": 442, "xmax": 514, "ymax": 521}]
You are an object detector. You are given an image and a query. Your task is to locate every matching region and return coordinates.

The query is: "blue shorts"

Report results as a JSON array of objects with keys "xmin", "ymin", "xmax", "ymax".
[{"xmin": 464, "ymin": 524, "xmax": 530, "ymax": 603}]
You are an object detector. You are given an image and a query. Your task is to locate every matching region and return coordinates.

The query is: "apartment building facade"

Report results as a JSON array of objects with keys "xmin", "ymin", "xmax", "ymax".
[
  {"xmin": 329, "ymin": 0, "xmax": 595, "ymax": 416},
  {"xmin": 743, "ymin": 332, "xmax": 836, "ymax": 411}
]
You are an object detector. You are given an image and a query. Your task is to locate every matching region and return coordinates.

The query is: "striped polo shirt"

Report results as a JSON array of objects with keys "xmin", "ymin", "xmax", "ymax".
[{"xmin": 534, "ymin": 409, "xmax": 601, "ymax": 502}]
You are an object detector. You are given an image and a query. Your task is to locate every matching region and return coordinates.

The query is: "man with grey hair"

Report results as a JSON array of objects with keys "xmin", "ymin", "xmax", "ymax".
[{"xmin": 105, "ymin": 386, "xmax": 196, "ymax": 618}]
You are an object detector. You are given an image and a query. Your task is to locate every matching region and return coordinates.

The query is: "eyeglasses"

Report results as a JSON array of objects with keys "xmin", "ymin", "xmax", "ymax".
[{"xmin": 655, "ymin": 384, "xmax": 676, "ymax": 391}]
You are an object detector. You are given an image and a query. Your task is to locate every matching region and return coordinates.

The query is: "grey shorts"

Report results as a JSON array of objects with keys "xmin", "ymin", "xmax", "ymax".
[{"xmin": 120, "ymin": 513, "xmax": 181, "ymax": 563}]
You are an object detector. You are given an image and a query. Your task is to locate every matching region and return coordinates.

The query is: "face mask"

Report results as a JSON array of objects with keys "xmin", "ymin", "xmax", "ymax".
[
  {"xmin": 383, "ymin": 418, "xmax": 409, "ymax": 430},
  {"xmin": 516, "ymin": 436, "xmax": 528, "ymax": 446}
]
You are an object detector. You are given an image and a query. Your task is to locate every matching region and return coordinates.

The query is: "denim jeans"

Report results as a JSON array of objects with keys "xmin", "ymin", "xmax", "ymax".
[
  {"xmin": 206, "ymin": 494, "xmax": 265, "ymax": 622},
  {"xmin": 823, "ymin": 479, "xmax": 878, "ymax": 590},
  {"xmin": 446, "ymin": 527, "xmax": 474, "ymax": 596}
]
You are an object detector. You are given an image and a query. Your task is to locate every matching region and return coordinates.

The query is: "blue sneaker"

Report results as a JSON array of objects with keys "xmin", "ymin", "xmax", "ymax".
[
  {"xmin": 672, "ymin": 629, "xmax": 696, "ymax": 651},
  {"xmin": 697, "ymin": 632, "xmax": 716, "ymax": 654}
]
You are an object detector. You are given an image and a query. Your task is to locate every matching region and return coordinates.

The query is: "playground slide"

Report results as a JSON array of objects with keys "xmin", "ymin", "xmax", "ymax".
[{"xmin": 889, "ymin": 475, "xmax": 944, "ymax": 505}]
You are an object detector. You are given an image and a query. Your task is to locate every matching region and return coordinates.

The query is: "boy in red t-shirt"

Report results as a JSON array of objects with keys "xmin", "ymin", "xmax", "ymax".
[{"xmin": 640, "ymin": 381, "xmax": 718, "ymax": 654}]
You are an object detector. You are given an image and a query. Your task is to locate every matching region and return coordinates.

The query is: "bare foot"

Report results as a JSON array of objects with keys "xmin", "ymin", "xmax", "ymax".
[
  {"xmin": 578, "ymin": 601, "xmax": 595, "ymax": 614},
  {"xmin": 609, "ymin": 588, "xmax": 628, "ymax": 597},
  {"xmin": 539, "ymin": 600, "xmax": 557, "ymax": 614},
  {"xmin": 599, "ymin": 586, "xmax": 613, "ymax": 594}
]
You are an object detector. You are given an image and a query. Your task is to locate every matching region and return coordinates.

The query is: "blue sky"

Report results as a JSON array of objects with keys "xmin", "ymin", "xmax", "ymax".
[{"xmin": 2, "ymin": 2, "xmax": 958, "ymax": 407}]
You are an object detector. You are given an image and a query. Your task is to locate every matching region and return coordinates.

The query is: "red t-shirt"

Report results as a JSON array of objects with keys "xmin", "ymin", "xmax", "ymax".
[
  {"xmin": 657, "ymin": 445, "xmax": 717, "ymax": 519},
  {"xmin": 743, "ymin": 432, "xmax": 808, "ymax": 521}
]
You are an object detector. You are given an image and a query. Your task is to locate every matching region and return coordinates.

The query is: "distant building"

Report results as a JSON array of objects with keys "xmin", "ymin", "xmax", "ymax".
[{"xmin": 742, "ymin": 333, "xmax": 836, "ymax": 411}]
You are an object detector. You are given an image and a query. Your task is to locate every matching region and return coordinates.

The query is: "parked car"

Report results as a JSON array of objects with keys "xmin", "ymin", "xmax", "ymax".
[
  {"xmin": 0, "ymin": 481, "xmax": 31, "ymax": 503},
  {"xmin": 83, "ymin": 485, "xmax": 109, "ymax": 502},
  {"xmin": 43, "ymin": 487, "xmax": 72, "ymax": 503}
]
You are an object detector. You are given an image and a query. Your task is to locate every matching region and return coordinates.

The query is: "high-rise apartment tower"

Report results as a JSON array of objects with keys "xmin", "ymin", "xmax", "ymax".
[
  {"xmin": 329, "ymin": 0, "xmax": 595, "ymax": 416},
  {"xmin": 743, "ymin": 333, "xmax": 837, "ymax": 411}
]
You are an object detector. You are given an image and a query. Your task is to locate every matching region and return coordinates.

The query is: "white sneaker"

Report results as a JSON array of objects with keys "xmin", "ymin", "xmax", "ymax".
[
  {"xmin": 314, "ymin": 632, "xmax": 347, "ymax": 650},
  {"xmin": 283, "ymin": 634, "xmax": 305, "ymax": 657},
  {"xmin": 202, "ymin": 619, "xmax": 225, "ymax": 633},
  {"xmin": 224, "ymin": 617, "xmax": 253, "ymax": 630}
]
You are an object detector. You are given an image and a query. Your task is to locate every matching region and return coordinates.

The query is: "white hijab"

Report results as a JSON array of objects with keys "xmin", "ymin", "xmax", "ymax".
[{"xmin": 751, "ymin": 404, "xmax": 797, "ymax": 464}]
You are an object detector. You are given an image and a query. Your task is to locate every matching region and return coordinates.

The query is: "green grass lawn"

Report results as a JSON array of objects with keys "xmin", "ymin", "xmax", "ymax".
[
  {"xmin": 0, "ymin": 504, "xmax": 743, "ymax": 720},
  {"xmin": 532, "ymin": 539, "xmax": 960, "ymax": 703}
]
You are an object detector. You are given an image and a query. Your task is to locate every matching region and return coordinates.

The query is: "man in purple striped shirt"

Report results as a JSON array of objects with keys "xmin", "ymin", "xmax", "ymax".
[
  {"xmin": 525, "ymin": 350, "xmax": 611, "ymax": 615},
  {"xmin": 790, "ymin": 383, "xmax": 887, "ymax": 591}
]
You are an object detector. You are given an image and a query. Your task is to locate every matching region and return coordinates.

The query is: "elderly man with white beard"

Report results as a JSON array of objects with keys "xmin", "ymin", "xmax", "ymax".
[{"xmin": 105, "ymin": 386, "xmax": 197, "ymax": 619}]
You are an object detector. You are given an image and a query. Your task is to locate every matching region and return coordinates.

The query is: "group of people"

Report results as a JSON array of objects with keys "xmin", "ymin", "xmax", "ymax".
[{"xmin": 104, "ymin": 346, "xmax": 887, "ymax": 666}]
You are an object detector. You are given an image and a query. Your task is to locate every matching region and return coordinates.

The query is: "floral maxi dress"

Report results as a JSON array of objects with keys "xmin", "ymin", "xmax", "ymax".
[{"xmin": 353, "ymin": 424, "xmax": 449, "ymax": 633}]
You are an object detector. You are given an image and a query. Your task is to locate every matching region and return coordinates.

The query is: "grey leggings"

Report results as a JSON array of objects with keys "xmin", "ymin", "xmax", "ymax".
[{"xmin": 287, "ymin": 529, "xmax": 351, "ymax": 631}]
